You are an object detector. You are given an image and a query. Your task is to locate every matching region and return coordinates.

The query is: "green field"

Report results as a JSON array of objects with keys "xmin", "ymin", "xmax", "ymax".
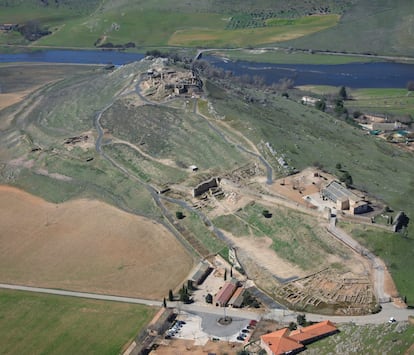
[
  {"xmin": 297, "ymin": 86, "xmax": 414, "ymax": 117},
  {"xmin": 348, "ymin": 88, "xmax": 414, "ymax": 116},
  {"xmin": 168, "ymin": 15, "xmax": 339, "ymax": 48},
  {"xmin": 0, "ymin": 289, "xmax": 155, "ymax": 355},
  {"xmin": 283, "ymin": 0, "xmax": 414, "ymax": 57},
  {"xmin": 211, "ymin": 49, "xmax": 378, "ymax": 65}
]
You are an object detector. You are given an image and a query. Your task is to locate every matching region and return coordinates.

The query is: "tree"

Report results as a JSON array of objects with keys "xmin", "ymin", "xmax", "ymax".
[
  {"xmin": 288, "ymin": 322, "xmax": 297, "ymax": 330},
  {"xmin": 168, "ymin": 289, "xmax": 174, "ymax": 301},
  {"xmin": 340, "ymin": 171, "xmax": 353, "ymax": 186},
  {"xmin": 315, "ymin": 99, "xmax": 326, "ymax": 112},
  {"xmin": 297, "ymin": 314, "xmax": 307, "ymax": 326},
  {"xmin": 175, "ymin": 211, "xmax": 184, "ymax": 219},
  {"xmin": 205, "ymin": 293, "xmax": 213, "ymax": 304},
  {"xmin": 339, "ymin": 86, "xmax": 348, "ymax": 100},
  {"xmin": 335, "ymin": 163, "xmax": 342, "ymax": 170}
]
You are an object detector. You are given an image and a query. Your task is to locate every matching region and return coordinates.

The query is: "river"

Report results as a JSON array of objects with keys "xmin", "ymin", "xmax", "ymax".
[{"xmin": 1, "ymin": 49, "xmax": 413, "ymax": 88}]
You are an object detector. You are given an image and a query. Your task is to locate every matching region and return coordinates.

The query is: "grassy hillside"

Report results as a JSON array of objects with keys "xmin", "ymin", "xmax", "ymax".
[
  {"xmin": 1, "ymin": 0, "xmax": 413, "ymax": 57},
  {"xmin": 206, "ymin": 79, "xmax": 414, "ymax": 303},
  {"xmin": 0, "ymin": 289, "xmax": 155, "ymax": 355},
  {"xmin": 284, "ymin": 0, "xmax": 414, "ymax": 57}
]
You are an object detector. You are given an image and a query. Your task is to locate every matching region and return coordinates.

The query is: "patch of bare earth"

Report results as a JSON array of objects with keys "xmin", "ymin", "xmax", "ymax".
[
  {"xmin": 0, "ymin": 186, "xmax": 194, "ymax": 299},
  {"xmin": 151, "ymin": 339, "xmax": 243, "ymax": 355}
]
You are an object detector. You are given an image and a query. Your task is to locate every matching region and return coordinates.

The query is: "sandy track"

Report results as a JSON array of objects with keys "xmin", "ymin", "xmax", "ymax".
[{"xmin": 0, "ymin": 186, "xmax": 193, "ymax": 299}]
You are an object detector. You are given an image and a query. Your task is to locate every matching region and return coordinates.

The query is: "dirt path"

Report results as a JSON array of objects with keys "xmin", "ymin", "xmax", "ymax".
[{"xmin": 111, "ymin": 138, "xmax": 186, "ymax": 170}]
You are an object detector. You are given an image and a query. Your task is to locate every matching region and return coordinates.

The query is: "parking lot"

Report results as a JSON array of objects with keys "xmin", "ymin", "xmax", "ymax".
[{"xmin": 164, "ymin": 311, "xmax": 255, "ymax": 345}]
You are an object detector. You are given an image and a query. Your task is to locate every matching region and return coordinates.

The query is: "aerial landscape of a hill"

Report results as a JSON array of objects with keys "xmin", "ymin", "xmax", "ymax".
[{"xmin": 0, "ymin": 1, "xmax": 414, "ymax": 354}]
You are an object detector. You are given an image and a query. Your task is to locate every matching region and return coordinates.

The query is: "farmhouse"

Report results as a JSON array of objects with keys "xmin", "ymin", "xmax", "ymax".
[
  {"xmin": 371, "ymin": 121, "xmax": 403, "ymax": 132},
  {"xmin": 260, "ymin": 321, "xmax": 338, "ymax": 355},
  {"xmin": 321, "ymin": 181, "xmax": 369, "ymax": 214},
  {"xmin": 301, "ymin": 96, "xmax": 319, "ymax": 105}
]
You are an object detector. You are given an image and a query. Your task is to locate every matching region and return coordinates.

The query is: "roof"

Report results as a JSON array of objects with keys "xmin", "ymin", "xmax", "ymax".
[
  {"xmin": 289, "ymin": 320, "xmax": 337, "ymax": 343},
  {"xmin": 189, "ymin": 262, "xmax": 210, "ymax": 283},
  {"xmin": 322, "ymin": 181, "xmax": 360, "ymax": 202},
  {"xmin": 261, "ymin": 328, "xmax": 304, "ymax": 355},
  {"xmin": 215, "ymin": 282, "xmax": 236, "ymax": 305},
  {"xmin": 228, "ymin": 287, "xmax": 245, "ymax": 307}
]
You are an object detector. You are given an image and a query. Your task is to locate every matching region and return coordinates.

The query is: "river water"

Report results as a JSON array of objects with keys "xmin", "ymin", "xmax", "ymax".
[
  {"xmin": 1, "ymin": 49, "xmax": 413, "ymax": 88},
  {"xmin": 204, "ymin": 55, "xmax": 414, "ymax": 89}
]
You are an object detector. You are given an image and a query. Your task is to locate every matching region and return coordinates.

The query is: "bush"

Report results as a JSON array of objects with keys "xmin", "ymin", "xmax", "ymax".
[{"xmin": 175, "ymin": 211, "xmax": 184, "ymax": 219}]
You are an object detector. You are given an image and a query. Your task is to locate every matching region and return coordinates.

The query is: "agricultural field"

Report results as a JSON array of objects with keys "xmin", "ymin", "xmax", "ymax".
[
  {"xmin": 0, "ymin": 186, "xmax": 194, "ymax": 299},
  {"xmin": 0, "ymin": 289, "xmax": 155, "ymax": 355},
  {"xmin": 347, "ymin": 88, "xmax": 414, "ymax": 116}
]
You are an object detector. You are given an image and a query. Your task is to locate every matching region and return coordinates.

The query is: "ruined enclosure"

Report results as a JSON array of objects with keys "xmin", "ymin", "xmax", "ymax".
[{"xmin": 275, "ymin": 269, "xmax": 376, "ymax": 315}]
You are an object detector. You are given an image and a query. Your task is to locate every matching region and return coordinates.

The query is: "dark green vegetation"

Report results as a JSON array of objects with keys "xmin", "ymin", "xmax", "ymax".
[
  {"xmin": 0, "ymin": 289, "xmax": 155, "ymax": 355},
  {"xmin": 205, "ymin": 77, "xmax": 414, "ymax": 303},
  {"xmin": 306, "ymin": 322, "xmax": 414, "ymax": 354},
  {"xmin": 213, "ymin": 202, "xmax": 351, "ymax": 270}
]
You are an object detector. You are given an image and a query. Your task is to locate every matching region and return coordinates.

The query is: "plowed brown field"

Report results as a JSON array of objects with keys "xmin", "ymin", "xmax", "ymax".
[{"xmin": 0, "ymin": 186, "xmax": 193, "ymax": 299}]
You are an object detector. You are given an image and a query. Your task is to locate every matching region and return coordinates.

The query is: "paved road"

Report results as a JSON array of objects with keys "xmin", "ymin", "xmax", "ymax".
[
  {"xmin": 0, "ymin": 283, "xmax": 162, "ymax": 306},
  {"xmin": 327, "ymin": 217, "xmax": 390, "ymax": 303},
  {"xmin": 2, "ymin": 283, "xmax": 413, "ymax": 325},
  {"xmin": 267, "ymin": 302, "xmax": 414, "ymax": 325}
]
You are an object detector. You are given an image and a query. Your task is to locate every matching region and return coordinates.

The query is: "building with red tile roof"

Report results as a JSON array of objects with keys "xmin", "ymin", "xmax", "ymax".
[
  {"xmin": 289, "ymin": 320, "xmax": 338, "ymax": 344},
  {"xmin": 228, "ymin": 287, "xmax": 245, "ymax": 308},
  {"xmin": 260, "ymin": 328, "xmax": 304, "ymax": 355},
  {"xmin": 260, "ymin": 320, "xmax": 338, "ymax": 355},
  {"xmin": 214, "ymin": 282, "xmax": 237, "ymax": 307}
]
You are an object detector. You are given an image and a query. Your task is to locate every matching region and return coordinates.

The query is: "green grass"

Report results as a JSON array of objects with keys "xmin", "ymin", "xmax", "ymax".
[
  {"xmin": 168, "ymin": 15, "xmax": 339, "ymax": 47},
  {"xmin": 101, "ymin": 100, "xmax": 249, "ymax": 173},
  {"xmin": 306, "ymin": 322, "xmax": 414, "ymax": 354},
  {"xmin": 0, "ymin": 289, "xmax": 155, "ymax": 355},
  {"xmin": 339, "ymin": 221, "xmax": 414, "ymax": 305},
  {"xmin": 283, "ymin": 0, "xmax": 414, "ymax": 57},
  {"xmin": 347, "ymin": 88, "xmax": 414, "ymax": 116},
  {"xmin": 181, "ymin": 211, "xmax": 227, "ymax": 255},
  {"xmin": 103, "ymin": 143, "xmax": 188, "ymax": 186},
  {"xmin": 213, "ymin": 202, "xmax": 351, "ymax": 270}
]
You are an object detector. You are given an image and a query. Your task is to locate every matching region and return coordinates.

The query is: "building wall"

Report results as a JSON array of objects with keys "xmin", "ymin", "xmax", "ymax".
[{"xmin": 193, "ymin": 177, "xmax": 219, "ymax": 197}]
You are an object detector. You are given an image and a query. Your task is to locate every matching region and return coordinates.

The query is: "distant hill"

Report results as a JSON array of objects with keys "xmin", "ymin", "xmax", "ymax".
[{"xmin": 0, "ymin": 0, "xmax": 413, "ymax": 57}]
